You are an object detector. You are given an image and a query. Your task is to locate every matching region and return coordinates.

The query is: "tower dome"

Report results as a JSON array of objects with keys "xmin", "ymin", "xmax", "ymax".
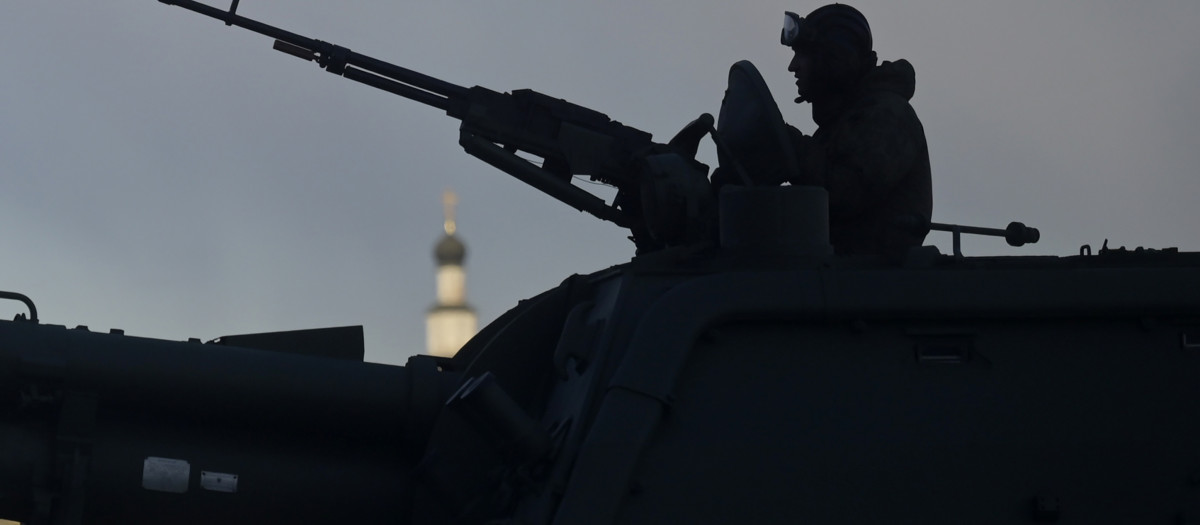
[{"xmin": 434, "ymin": 233, "xmax": 465, "ymax": 265}]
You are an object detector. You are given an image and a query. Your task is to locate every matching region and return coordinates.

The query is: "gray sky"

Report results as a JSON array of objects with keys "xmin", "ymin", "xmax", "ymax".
[{"xmin": 3, "ymin": 2, "xmax": 1198, "ymax": 365}]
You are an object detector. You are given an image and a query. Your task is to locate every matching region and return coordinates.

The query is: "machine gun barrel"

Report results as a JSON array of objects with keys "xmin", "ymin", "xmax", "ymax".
[
  {"xmin": 158, "ymin": 0, "xmax": 468, "ymax": 112},
  {"xmin": 159, "ymin": 0, "xmax": 654, "ymax": 229}
]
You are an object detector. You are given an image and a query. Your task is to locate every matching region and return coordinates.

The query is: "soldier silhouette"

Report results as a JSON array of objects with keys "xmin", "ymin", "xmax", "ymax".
[{"xmin": 781, "ymin": 4, "xmax": 932, "ymax": 257}]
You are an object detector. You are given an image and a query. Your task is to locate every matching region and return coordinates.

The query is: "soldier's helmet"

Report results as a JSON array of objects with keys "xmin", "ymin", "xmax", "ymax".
[{"xmin": 782, "ymin": 4, "xmax": 877, "ymax": 90}]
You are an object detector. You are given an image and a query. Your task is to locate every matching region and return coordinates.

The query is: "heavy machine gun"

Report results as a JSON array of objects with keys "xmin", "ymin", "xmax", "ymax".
[
  {"xmin": 155, "ymin": 0, "xmax": 1042, "ymax": 256},
  {"xmin": 156, "ymin": 0, "xmax": 718, "ymax": 250}
]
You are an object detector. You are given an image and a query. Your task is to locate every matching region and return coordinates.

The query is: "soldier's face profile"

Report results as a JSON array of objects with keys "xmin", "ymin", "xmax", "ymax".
[{"xmin": 788, "ymin": 49, "xmax": 813, "ymax": 98}]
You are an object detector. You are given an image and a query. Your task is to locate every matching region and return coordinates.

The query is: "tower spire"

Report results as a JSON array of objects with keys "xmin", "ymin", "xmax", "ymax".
[{"xmin": 443, "ymin": 190, "xmax": 457, "ymax": 235}]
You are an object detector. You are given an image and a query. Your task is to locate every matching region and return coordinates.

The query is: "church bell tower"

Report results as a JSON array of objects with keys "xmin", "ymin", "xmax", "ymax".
[{"xmin": 426, "ymin": 190, "xmax": 478, "ymax": 357}]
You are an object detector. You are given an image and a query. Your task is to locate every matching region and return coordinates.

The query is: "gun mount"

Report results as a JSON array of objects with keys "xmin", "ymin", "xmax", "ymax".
[{"xmin": 0, "ymin": 2, "xmax": 1196, "ymax": 524}]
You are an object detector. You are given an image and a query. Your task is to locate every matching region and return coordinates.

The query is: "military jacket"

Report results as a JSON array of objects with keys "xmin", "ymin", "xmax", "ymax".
[{"xmin": 791, "ymin": 59, "xmax": 933, "ymax": 257}]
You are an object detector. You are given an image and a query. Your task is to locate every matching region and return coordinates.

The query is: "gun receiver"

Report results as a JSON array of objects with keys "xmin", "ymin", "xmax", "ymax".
[{"xmin": 158, "ymin": 0, "xmax": 657, "ymax": 229}]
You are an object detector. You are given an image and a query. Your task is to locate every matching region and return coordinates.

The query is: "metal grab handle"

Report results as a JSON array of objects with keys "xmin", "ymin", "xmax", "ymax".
[{"xmin": 0, "ymin": 291, "xmax": 38, "ymax": 323}]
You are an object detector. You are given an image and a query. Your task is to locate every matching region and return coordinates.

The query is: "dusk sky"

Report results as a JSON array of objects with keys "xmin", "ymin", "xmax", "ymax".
[{"xmin": 3, "ymin": 2, "xmax": 1198, "ymax": 364}]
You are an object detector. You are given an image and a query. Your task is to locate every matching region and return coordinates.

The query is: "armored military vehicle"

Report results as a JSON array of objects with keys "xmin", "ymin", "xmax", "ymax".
[{"xmin": 1, "ymin": 2, "xmax": 1197, "ymax": 523}]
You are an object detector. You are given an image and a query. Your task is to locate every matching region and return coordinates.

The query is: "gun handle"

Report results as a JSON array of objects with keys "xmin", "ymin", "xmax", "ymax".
[{"xmin": 273, "ymin": 40, "xmax": 316, "ymax": 62}]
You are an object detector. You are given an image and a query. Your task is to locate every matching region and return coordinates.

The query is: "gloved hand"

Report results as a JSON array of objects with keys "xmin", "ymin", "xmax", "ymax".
[{"xmin": 668, "ymin": 113, "xmax": 715, "ymax": 160}]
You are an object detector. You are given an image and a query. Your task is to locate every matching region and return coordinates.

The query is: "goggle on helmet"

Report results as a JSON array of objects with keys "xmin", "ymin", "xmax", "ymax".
[
  {"xmin": 781, "ymin": 6, "xmax": 873, "ymax": 52},
  {"xmin": 781, "ymin": 11, "xmax": 815, "ymax": 48}
]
